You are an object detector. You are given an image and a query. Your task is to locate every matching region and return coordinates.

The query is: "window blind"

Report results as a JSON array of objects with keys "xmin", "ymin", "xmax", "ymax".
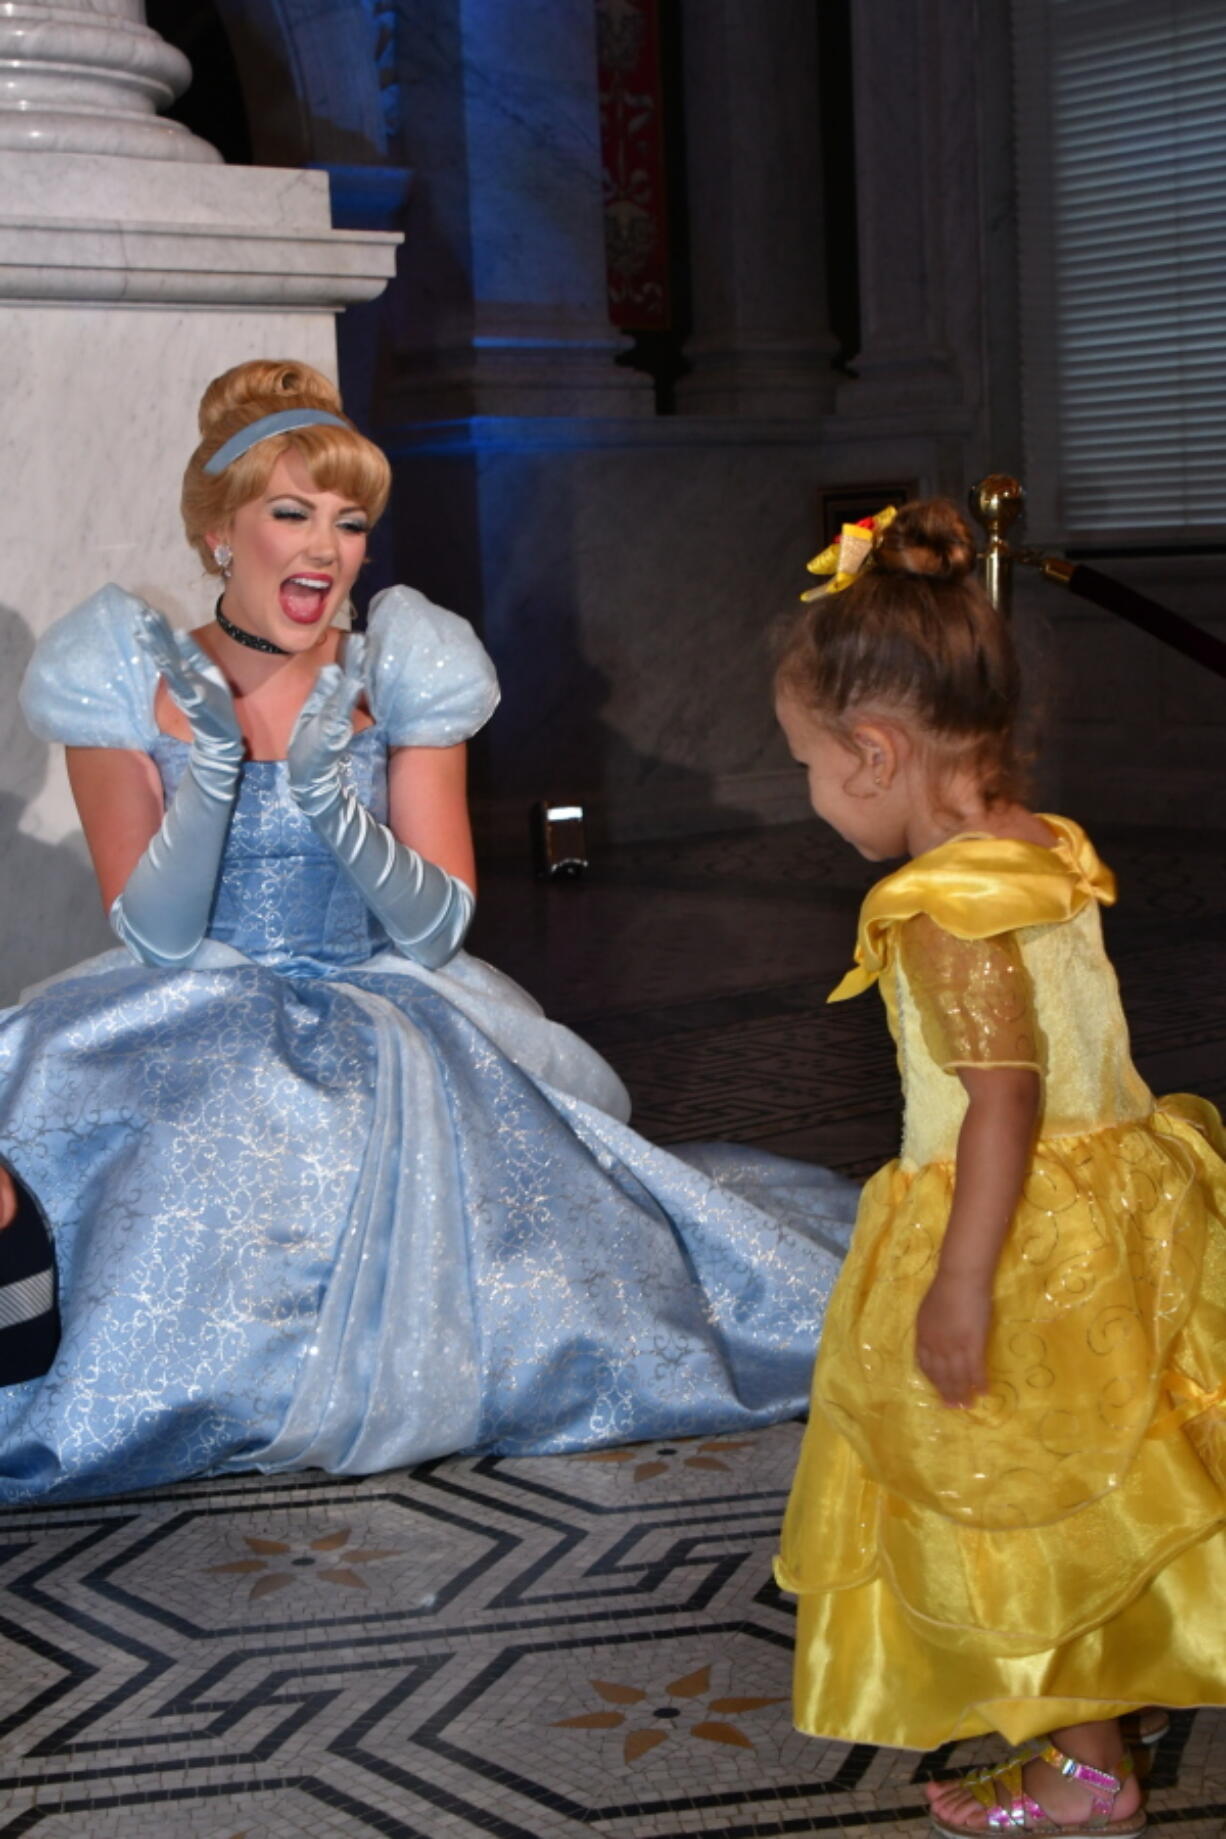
[{"xmin": 1014, "ymin": 0, "xmax": 1226, "ymax": 543}]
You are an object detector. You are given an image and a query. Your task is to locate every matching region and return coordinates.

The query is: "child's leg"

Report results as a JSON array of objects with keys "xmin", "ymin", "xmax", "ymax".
[{"xmin": 927, "ymin": 1716, "xmax": 1145, "ymax": 1832}]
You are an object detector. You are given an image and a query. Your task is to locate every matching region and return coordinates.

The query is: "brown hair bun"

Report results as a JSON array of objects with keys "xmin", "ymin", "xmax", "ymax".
[
  {"xmin": 197, "ymin": 359, "xmax": 343, "ymax": 439},
  {"xmin": 873, "ymin": 499, "xmax": 976, "ymax": 582},
  {"xmin": 774, "ymin": 496, "xmax": 1029, "ymax": 807}
]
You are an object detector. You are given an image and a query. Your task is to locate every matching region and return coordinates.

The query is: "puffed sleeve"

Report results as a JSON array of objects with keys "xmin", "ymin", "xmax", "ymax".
[
  {"xmin": 363, "ymin": 584, "xmax": 500, "ymax": 747},
  {"xmin": 19, "ymin": 584, "xmax": 160, "ymax": 750},
  {"xmin": 896, "ymin": 912, "xmax": 1042, "ymax": 1073}
]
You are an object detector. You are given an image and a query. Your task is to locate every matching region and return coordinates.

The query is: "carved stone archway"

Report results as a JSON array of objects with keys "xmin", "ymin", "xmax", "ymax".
[{"xmin": 209, "ymin": 0, "xmax": 400, "ymax": 167}]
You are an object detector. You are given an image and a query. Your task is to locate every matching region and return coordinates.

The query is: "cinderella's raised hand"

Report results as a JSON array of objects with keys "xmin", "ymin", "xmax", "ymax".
[
  {"xmin": 283, "ymin": 633, "xmax": 473, "ymax": 968},
  {"xmin": 134, "ymin": 608, "xmax": 243, "ymax": 762},
  {"xmin": 286, "ymin": 638, "xmax": 368, "ymax": 820},
  {"xmin": 110, "ymin": 610, "xmax": 245, "ymax": 963}
]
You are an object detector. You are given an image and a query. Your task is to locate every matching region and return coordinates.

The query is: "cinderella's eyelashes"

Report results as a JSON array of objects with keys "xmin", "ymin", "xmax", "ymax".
[{"xmin": 268, "ymin": 502, "xmax": 368, "ymax": 534}]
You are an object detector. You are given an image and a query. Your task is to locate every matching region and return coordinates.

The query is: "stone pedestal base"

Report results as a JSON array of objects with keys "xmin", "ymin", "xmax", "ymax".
[
  {"xmin": 391, "ymin": 339, "xmax": 650, "ymax": 421},
  {"xmin": 677, "ymin": 343, "xmax": 838, "ymax": 420}
]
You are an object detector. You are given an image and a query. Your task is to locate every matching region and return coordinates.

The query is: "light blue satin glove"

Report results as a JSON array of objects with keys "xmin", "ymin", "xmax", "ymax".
[
  {"xmin": 110, "ymin": 611, "xmax": 244, "ymax": 968},
  {"xmin": 286, "ymin": 638, "xmax": 474, "ymax": 970}
]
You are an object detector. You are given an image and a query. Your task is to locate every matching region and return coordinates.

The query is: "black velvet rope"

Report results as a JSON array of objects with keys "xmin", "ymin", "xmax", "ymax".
[{"xmin": 1057, "ymin": 565, "xmax": 1226, "ymax": 680}]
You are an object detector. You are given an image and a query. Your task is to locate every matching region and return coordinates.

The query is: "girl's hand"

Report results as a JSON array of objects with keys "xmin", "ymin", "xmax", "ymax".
[
  {"xmin": 135, "ymin": 610, "xmax": 243, "ymax": 763},
  {"xmin": 915, "ymin": 1268, "xmax": 992, "ymax": 1406},
  {"xmin": 286, "ymin": 639, "xmax": 367, "ymax": 818},
  {"xmin": 0, "ymin": 1168, "xmax": 17, "ymax": 1232}
]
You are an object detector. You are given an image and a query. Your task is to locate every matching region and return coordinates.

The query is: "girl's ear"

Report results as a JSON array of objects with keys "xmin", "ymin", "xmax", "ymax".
[{"xmin": 847, "ymin": 720, "xmax": 902, "ymax": 792}]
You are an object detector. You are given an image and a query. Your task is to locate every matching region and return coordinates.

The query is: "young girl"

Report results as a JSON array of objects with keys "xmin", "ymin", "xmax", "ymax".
[{"xmin": 773, "ymin": 499, "xmax": 1225, "ymax": 1836}]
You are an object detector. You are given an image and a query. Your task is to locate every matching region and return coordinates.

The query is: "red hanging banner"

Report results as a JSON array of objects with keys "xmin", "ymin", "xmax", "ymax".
[{"xmin": 597, "ymin": 0, "xmax": 671, "ymax": 331}]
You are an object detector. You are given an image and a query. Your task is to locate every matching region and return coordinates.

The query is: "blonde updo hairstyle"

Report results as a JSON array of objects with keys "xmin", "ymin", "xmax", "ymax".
[
  {"xmin": 181, "ymin": 359, "xmax": 392, "ymax": 576},
  {"xmin": 775, "ymin": 498, "xmax": 1028, "ymax": 806}
]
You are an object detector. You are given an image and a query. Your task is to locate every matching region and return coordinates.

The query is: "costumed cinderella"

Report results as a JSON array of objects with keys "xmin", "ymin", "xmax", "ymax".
[{"xmin": 0, "ymin": 360, "xmax": 857, "ymax": 1504}]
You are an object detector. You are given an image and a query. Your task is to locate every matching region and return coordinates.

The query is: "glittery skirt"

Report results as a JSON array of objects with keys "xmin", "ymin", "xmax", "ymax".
[
  {"xmin": 775, "ymin": 1100, "xmax": 1226, "ymax": 1746},
  {"xmin": 0, "ymin": 943, "xmax": 857, "ymax": 1503}
]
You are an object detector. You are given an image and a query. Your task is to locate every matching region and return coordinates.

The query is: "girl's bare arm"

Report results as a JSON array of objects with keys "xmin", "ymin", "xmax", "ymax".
[{"xmin": 915, "ymin": 1065, "xmax": 1041, "ymax": 1406}]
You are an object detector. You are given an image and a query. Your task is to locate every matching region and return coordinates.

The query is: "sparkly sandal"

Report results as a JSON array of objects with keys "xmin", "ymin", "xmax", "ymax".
[{"xmin": 928, "ymin": 1740, "xmax": 1146, "ymax": 1838}]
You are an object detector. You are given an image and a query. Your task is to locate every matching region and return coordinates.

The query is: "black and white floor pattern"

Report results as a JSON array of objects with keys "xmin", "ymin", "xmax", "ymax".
[{"xmin": 1, "ymin": 822, "xmax": 1222, "ymax": 1835}]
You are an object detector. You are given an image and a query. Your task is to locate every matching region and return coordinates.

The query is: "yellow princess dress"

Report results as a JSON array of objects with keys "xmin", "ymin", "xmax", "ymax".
[{"xmin": 775, "ymin": 816, "xmax": 1226, "ymax": 1750}]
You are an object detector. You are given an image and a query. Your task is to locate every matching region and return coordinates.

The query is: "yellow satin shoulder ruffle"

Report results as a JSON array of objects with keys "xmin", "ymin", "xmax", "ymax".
[{"xmin": 828, "ymin": 815, "xmax": 1116, "ymax": 1003}]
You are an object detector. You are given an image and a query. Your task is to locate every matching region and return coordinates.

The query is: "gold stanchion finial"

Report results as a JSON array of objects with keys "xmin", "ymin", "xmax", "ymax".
[
  {"xmin": 968, "ymin": 474, "xmax": 1025, "ymax": 616},
  {"xmin": 971, "ymin": 474, "xmax": 1025, "ymax": 538}
]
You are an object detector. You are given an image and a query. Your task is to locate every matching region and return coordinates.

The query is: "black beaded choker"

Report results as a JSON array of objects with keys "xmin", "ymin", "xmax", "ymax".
[{"xmin": 215, "ymin": 598, "xmax": 290, "ymax": 656}]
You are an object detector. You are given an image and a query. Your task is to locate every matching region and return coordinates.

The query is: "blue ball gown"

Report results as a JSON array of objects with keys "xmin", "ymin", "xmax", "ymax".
[{"xmin": 0, "ymin": 584, "xmax": 857, "ymax": 1503}]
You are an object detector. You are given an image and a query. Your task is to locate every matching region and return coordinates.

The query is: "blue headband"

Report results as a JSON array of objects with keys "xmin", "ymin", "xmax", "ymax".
[{"xmin": 203, "ymin": 408, "xmax": 352, "ymax": 475}]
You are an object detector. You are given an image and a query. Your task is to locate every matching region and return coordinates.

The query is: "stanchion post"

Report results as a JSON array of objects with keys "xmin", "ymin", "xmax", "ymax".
[{"xmin": 969, "ymin": 475, "xmax": 1025, "ymax": 617}]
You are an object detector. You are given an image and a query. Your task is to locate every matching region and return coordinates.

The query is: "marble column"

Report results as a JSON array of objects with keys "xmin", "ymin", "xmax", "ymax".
[
  {"xmin": 388, "ymin": 0, "xmax": 647, "ymax": 418},
  {"xmin": 674, "ymin": 0, "xmax": 837, "ymax": 418},
  {"xmin": 382, "ymin": 0, "xmax": 837, "ymax": 851},
  {"xmin": 0, "ymin": 0, "xmax": 216, "ymax": 161},
  {"xmin": 836, "ymin": 0, "xmax": 977, "ymax": 416},
  {"xmin": 211, "ymin": 0, "xmax": 399, "ymax": 169},
  {"xmin": 0, "ymin": 1, "xmax": 401, "ymax": 997}
]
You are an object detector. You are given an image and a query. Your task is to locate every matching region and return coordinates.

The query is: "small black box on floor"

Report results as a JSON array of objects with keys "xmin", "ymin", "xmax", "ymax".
[{"xmin": 531, "ymin": 801, "xmax": 588, "ymax": 879}]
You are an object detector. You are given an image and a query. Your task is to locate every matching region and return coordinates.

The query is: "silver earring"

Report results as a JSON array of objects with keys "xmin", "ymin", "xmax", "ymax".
[{"xmin": 213, "ymin": 543, "xmax": 233, "ymax": 577}]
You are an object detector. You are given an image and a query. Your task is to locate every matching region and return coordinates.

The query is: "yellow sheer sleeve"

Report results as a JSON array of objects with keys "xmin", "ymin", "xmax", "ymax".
[{"xmin": 896, "ymin": 913, "xmax": 1041, "ymax": 1072}]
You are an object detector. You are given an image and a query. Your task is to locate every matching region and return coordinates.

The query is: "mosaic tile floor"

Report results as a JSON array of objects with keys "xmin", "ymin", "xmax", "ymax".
[{"xmin": 2, "ymin": 821, "xmax": 1223, "ymax": 1836}]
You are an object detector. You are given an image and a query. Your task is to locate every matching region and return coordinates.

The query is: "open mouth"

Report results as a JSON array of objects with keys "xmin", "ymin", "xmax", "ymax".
[{"xmin": 279, "ymin": 575, "xmax": 333, "ymax": 625}]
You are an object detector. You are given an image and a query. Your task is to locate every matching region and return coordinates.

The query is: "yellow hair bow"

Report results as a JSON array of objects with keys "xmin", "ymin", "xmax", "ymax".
[{"xmin": 801, "ymin": 503, "xmax": 898, "ymax": 600}]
